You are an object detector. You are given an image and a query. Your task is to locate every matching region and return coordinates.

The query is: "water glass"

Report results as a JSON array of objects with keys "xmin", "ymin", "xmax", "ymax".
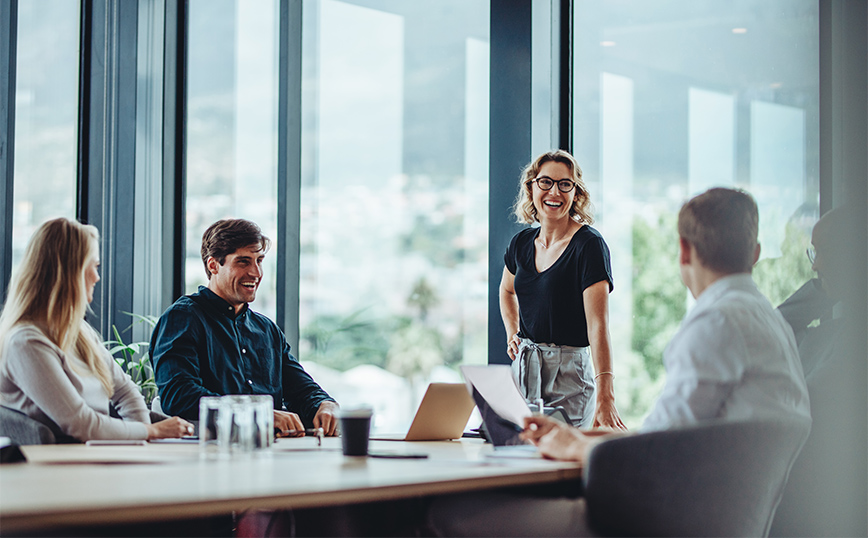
[
  {"xmin": 200, "ymin": 395, "xmax": 275, "ymax": 458},
  {"xmin": 220, "ymin": 395, "xmax": 255, "ymax": 456},
  {"xmin": 199, "ymin": 396, "xmax": 225, "ymax": 459},
  {"xmin": 250, "ymin": 394, "xmax": 275, "ymax": 451}
]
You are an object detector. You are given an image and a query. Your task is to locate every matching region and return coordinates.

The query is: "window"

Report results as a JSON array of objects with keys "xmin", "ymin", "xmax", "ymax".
[
  {"xmin": 299, "ymin": 0, "xmax": 490, "ymax": 432},
  {"xmin": 184, "ymin": 0, "xmax": 280, "ymax": 320},
  {"xmin": 574, "ymin": 0, "xmax": 820, "ymax": 426},
  {"xmin": 11, "ymin": 0, "xmax": 80, "ymax": 268}
]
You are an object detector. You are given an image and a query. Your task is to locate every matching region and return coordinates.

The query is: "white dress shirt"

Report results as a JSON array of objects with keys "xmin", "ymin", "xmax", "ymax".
[{"xmin": 643, "ymin": 274, "xmax": 811, "ymax": 431}]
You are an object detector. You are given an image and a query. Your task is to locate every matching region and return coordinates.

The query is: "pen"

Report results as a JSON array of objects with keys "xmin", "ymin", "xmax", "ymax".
[
  {"xmin": 276, "ymin": 427, "xmax": 324, "ymax": 446},
  {"xmin": 278, "ymin": 428, "xmax": 324, "ymax": 437}
]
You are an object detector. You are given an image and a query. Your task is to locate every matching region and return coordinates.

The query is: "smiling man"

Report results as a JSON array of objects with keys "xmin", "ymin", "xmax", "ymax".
[{"xmin": 151, "ymin": 219, "xmax": 339, "ymax": 435}]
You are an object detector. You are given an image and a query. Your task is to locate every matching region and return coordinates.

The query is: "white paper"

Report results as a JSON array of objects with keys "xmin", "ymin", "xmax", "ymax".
[{"xmin": 460, "ymin": 365, "xmax": 531, "ymax": 426}]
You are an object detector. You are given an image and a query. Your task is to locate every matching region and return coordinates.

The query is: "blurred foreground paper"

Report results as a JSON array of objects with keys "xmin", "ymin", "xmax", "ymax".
[{"xmin": 460, "ymin": 365, "xmax": 531, "ymax": 426}]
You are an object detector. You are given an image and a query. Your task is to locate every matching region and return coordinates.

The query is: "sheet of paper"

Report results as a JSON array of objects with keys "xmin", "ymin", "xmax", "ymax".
[{"xmin": 460, "ymin": 365, "xmax": 531, "ymax": 426}]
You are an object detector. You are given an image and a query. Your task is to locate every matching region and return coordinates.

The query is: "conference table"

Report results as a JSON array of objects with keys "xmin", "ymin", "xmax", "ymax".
[{"xmin": 0, "ymin": 437, "xmax": 582, "ymax": 535}]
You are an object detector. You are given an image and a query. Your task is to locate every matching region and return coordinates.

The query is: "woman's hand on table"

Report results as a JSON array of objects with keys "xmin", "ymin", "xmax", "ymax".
[
  {"xmin": 146, "ymin": 416, "xmax": 195, "ymax": 440},
  {"xmin": 592, "ymin": 374, "xmax": 626, "ymax": 431},
  {"xmin": 592, "ymin": 397, "xmax": 626, "ymax": 431}
]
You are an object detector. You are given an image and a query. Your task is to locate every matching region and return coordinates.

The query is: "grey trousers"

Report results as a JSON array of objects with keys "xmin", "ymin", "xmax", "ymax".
[{"xmin": 511, "ymin": 337, "xmax": 595, "ymax": 427}]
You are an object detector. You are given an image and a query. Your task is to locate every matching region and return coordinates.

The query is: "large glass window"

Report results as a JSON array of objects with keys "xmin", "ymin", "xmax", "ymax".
[
  {"xmin": 299, "ymin": 0, "xmax": 490, "ymax": 432},
  {"xmin": 574, "ymin": 0, "xmax": 820, "ymax": 427},
  {"xmin": 12, "ymin": 0, "xmax": 80, "ymax": 268},
  {"xmin": 185, "ymin": 0, "xmax": 279, "ymax": 320}
]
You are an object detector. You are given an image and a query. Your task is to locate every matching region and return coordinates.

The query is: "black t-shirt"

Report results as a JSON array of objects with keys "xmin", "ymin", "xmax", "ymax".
[{"xmin": 504, "ymin": 226, "xmax": 613, "ymax": 347}]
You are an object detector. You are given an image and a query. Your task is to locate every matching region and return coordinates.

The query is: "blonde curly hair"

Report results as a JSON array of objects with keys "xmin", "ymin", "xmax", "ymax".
[{"xmin": 512, "ymin": 150, "xmax": 594, "ymax": 225}]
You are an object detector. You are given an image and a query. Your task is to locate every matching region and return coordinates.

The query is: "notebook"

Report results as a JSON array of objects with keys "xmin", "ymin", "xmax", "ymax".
[{"xmin": 370, "ymin": 383, "xmax": 476, "ymax": 441}]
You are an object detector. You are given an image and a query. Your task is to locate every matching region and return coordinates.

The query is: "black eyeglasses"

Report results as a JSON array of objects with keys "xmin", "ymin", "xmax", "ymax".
[{"xmin": 529, "ymin": 176, "xmax": 577, "ymax": 193}]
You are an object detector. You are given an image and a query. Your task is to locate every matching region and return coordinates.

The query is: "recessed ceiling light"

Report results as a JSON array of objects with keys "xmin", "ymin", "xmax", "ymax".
[
  {"xmin": 600, "ymin": 41, "xmax": 616, "ymax": 47},
  {"xmin": 732, "ymin": 28, "xmax": 748, "ymax": 34}
]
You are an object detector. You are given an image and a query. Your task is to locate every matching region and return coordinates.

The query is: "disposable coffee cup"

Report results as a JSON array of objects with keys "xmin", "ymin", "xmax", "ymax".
[{"xmin": 339, "ymin": 407, "xmax": 373, "ymax": 456}]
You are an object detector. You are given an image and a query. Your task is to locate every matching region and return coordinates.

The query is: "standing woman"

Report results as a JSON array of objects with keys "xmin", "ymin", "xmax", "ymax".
[
  {"xmin": 500, "ymin": 150, "xmax": 625, "ymax": 429},
  {"xmin": 0, "ymin": 218, "xmax": 192, "ymax": 441}
]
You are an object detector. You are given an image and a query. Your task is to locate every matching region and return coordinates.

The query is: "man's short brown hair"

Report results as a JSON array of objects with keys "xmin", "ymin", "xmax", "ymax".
[
  {"xmin": 678, "ymin": 188, "xmax": 759, "ymax": 274},
  {"xmin": 200, "ymin": 219, "xmax": 271, "ymax": 279}
]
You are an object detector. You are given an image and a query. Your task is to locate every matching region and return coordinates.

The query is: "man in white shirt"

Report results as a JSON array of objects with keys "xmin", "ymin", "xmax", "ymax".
[
  {"xmin": 427, "ymin": 188, "xmax": 811, "ymax": 537},
  {"xmin": 524, "ymin": 187, "xmax": 810, "ymax": 460},
  {"xmin": 771, "ymin": 204, "xmax": 866, "ymax": 536}
]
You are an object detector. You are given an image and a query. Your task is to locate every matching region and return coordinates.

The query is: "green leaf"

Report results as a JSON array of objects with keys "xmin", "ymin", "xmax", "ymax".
[{"xmin": 106, "ymin": 345, "xmax": 131, "ymax": 355}]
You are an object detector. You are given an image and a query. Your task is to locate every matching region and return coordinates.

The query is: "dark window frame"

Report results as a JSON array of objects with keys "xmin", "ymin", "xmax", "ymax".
[{"xmin": 0, "ymin": 0, "xmax": 18, "ymax": 305}]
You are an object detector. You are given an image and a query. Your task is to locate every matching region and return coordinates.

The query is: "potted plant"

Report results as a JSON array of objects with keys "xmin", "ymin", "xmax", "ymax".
[{"xmin": 103, "ymin": 313, "xmax": 159, "ymax": 408}]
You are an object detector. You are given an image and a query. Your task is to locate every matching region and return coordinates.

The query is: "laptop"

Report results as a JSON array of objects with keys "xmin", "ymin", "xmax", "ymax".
[{"xmin": 370, "ymin": 383, "xmax": 476, "ymax": 441}]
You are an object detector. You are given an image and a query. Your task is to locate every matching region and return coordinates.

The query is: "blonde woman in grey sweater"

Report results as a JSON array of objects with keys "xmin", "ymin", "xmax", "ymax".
[{"xmin": 0, "ymin": 218, "xmax": 192, "ymax": 442}]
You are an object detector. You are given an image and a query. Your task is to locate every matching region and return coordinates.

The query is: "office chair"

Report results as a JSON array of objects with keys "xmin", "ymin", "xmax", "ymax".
[
  {"xmin": 770, "ymin": 352, "xmax": 867, "ymax": 537},
  {"xmin": 0, "ymin": 405, "xmax": 56, "ymax": 445},
  {"xmin": 582, "ymin": 418, "xmax": 811, "ymax": 537}
]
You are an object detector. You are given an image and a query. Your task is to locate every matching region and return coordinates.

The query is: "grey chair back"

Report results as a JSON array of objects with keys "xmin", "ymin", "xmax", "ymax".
[
  {"xmin": 583, "ymin": 419, "xmax": 811, "ymax": 537},
  {"xmin": 770, "ymin": 351, "xmax": 867, "ymax": 537},
  {"xmin": 0, "ymin": 405, "xmax": 56, "ymax": 445}
]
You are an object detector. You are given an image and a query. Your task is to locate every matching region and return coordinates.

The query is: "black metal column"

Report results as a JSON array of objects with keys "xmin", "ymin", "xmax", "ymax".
[
  {"xmin": 77, "ymin": 0, "xmax": 140, "ymax": 337},
  {"xmin": 558, "ymin": 0, "xmax": 572, "ymax": 152},
  {"xmin": 488, "ymin": 0, "xmax": 533, "ymax": 365},
  {"xmin": 276, "ymin": 0, "xmax": 303, "ymax": 351},
  {"xmin": 0, "ymin": 0, "xmax": 18, "ymax": 305},
  {"xmin": 162, "ymin": 0, "xmax": 187, "ymax": 306}
]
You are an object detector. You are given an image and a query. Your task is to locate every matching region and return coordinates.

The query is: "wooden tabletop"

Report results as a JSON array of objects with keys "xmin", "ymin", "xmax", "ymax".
[{"xmin": 0, "ymin": 437, "xmax": 582, "ymax": 533}]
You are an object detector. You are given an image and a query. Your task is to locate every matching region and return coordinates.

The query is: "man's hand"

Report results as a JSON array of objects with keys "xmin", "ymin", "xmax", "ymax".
[
  {"xmin": 313, "ymin": 401, "xmax": 340, "ymax": 436},
  {"xmin": 520, "ymin": 415, "xmax": 589, "ymax": 462},
  {"xmin": 273, "ymin": 410, "xmax": 305, "ymax": 436}
]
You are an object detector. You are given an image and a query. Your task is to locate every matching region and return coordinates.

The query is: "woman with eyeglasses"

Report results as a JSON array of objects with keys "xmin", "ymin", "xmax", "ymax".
[
  {"xmin": 0, "ymin": 218, "xmax": 193, "ymax": 442},
  {"xmin": 500, "ymin": 150, "xmax": 625, "ymax": 430}
]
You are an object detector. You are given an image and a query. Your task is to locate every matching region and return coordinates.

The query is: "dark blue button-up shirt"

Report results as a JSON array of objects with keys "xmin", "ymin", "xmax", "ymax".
[{"xmin": 151, "ymin": 286, "xmax": 334, "ymax": 424}]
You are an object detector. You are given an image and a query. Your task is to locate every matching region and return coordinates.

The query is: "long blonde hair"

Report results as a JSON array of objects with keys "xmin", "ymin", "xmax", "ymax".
[
  {"xmin": 513, "ymin": 149, "xmax": 594, "ymax": 225},
  {"xmin": 0, "ymin": 218, "xmax": 113, "ymax": 396}
]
